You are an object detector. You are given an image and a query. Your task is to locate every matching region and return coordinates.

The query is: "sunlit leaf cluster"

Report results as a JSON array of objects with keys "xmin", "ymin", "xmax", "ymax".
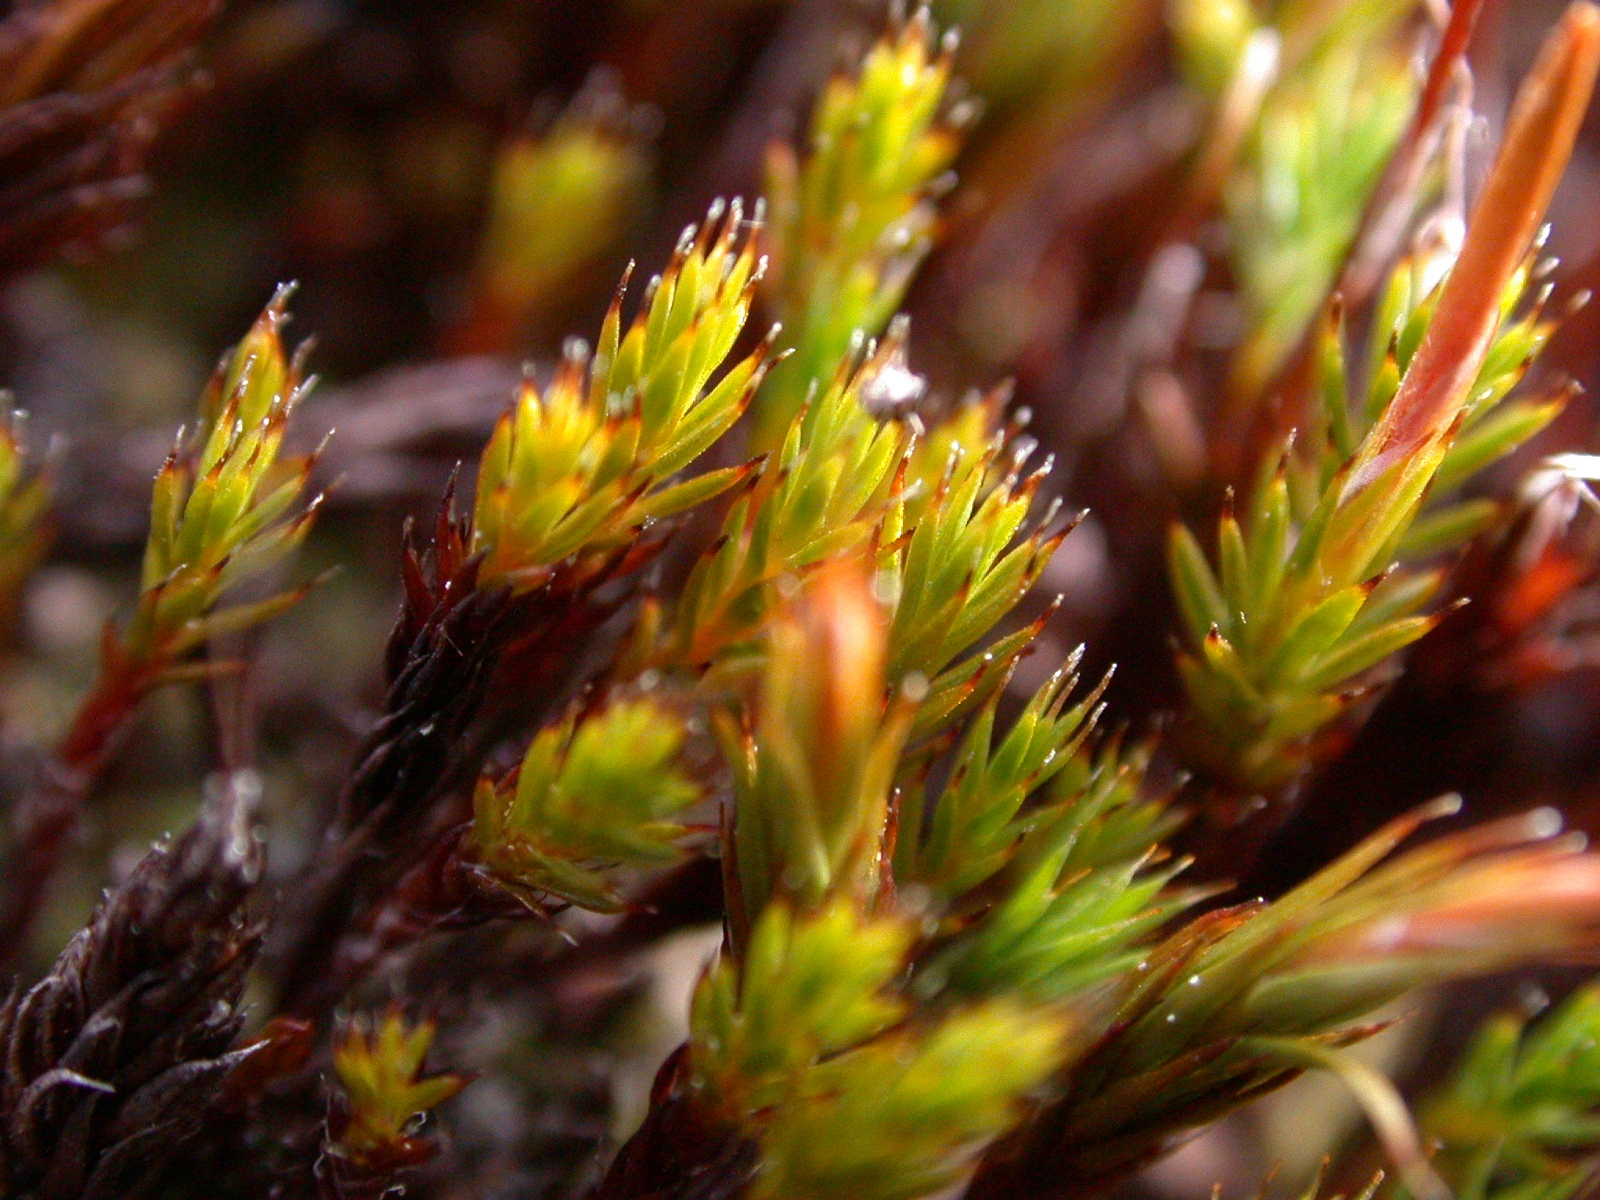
[
  {"xmin": 652, "ymin": 327, "xmax": 916, "ymax": 671},
  {"xmin": 125, "ymin": 284, "xmax": 321, "ymax": 670},
  {"xmin": 330, "ymin": 1011, "xmax": 468, "ymax": 1162},
  {"xmin": 690, "ymin": 900, "xmax": 1068, "ymax": 1200},
  {"xmin": 915, "ymin": 735, "xmax": 1191, "ymax": 1003},
  {"xmin": 1016, "ymin": 801, "xmax": 1600, "ymax": 1183},
  {"xmin": 471, "ymin": 199, "xmax": 772, "ymax": 591},
  {"xmin": 469, "ymin": 697, "xmax": 702, "ymax": 913},
  {"xmin": 10, "ymin": 5, "xmax": 1600, "ymax": 1200},
  {"xmin": 1172, "ymin": 234, "xmax": 1570, "ymax": 791},
  {"xmin": 1422, "ymin": 984, "xmax": 1600, "ymax": 1200},
  {"xmin": 754, "ymin": 7, "xmax": 963, "ymax": 447}
]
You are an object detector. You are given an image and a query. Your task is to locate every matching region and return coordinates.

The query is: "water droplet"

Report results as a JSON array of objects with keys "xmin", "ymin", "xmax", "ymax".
[
  {"xmin": 1187, "ymin": 974, "xmax": 1202, "ymax": 987},
  {"xmin": 1165, "ymin": 1012, "xmax": 1178, "ymax": 1024}
]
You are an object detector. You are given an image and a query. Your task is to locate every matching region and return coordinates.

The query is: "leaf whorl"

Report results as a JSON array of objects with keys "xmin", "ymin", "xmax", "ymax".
[{"xmin": 0, "ymin": 772, "xmax": 265, "ymax": 1200}]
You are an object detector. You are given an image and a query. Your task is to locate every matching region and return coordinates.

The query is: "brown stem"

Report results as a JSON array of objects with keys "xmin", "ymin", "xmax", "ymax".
[
  {"xmin": 266, "ymin": 584, "xmax": 530, "ymax": 1015},
  {"xmin": 0, "ymin": 648, "xmax": 156, "ymax": 969}
]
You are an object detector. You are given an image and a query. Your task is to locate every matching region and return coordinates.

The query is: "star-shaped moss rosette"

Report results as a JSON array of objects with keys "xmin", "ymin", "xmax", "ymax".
[
  {"xmin": 320, "ymin": 1010, "xmax": 469, "ymax": 1199},
  {"xmin": 470, "ymin": 197, "xmax": 774, "ymax": 593},
  {"xmin": 466, "ymin": 697, "xmax": 702, "ymax": 914}
]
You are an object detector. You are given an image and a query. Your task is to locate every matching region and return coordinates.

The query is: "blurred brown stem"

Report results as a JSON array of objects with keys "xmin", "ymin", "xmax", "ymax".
[{"xmin": 0, "ymin": 648, "xmax": 157, "ymax": 969}]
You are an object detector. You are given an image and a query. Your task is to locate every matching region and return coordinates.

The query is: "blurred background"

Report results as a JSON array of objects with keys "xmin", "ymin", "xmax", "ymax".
[{"xmin": 5, "ymin": 0, "xmax": 1600, "ymax": 1196}]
